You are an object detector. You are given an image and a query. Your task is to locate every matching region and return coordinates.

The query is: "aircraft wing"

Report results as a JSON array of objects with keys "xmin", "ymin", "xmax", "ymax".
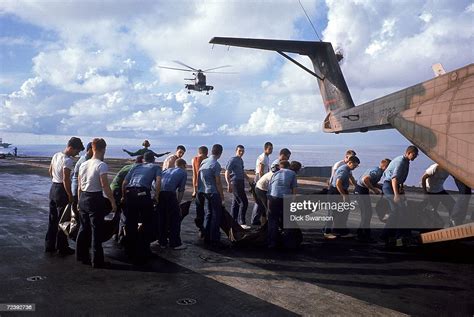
[
  {"xmin": 209, "ymin": 37, "xmax": 331, "ymax": 55},
  {"xmin": 389, "ymin": 75, "xmax": 474, "ymax": 188}
]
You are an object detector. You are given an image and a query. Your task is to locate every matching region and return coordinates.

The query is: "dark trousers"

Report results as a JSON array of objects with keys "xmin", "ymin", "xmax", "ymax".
[
  {"xmin": 427, "ymin": 190, "xmax": 455, "ymax": 214},
  {"xmin": 72, "ymin": 194, "xmax": 79, "ymax": 214},
  {"xmin": 354, "ymin": 185, "xmax": 372, "ymax": 237},
  {"xmin": 123, "ymin": 188, "xmax": 153, "ymax": 258},
  {"xmin": 267, "ymin": 195, "xmax": 283, "ymax": 248},
  {"xmin": 231, "ymin": 180, "xmax": 249, "ymax": 224},
  {"xmin": 76, "ymin": 192, "xmax": 105, "ymax": 265},
  {"xmin": 324, "ymin": 186, "xmax": 350, "ymax": 235},
  {"xmin": 194, "ymin": 192, "xmax": 205, "ymax": 231},
  {"xmin": 203, "ymin": 193, "xmax": 222, "ymax": 243},
  {"xmin": 45, "ymin": 183, "xmax": 69, "ymax": 251},
  {"xmin": 158, "ymin": 191, "xmax": 182, "ymax": 247},
  {"xmin": 113, "ymin": 188, "xmax": 126, "ymax": 238},
  {"xmin": 381, "ymin": 181, "xmax": 409, "ymax": 240},
  {"xmin": 251, "ymin": 188, "xmax": 268, "ymax": 225},
  {"xmin": 451, "ymin": 179, "xmax": 472, "ymax": 225}
]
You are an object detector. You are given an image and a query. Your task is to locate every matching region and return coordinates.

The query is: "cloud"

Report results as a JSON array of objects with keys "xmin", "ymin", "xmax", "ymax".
[
  {"xmin": 32, "ymin": 48, "xmax": 128, "ymax": 94},
  {"xmin": 106, "ymin": 102, "xmax": 197, "ymax": 134},
  {"xmin": 323, "ymin": 0, "xmax": 474, "ymax": 93},
  {"xmin": 1, "ymin": 0, "xmax": 472, "ymax": 146},
  {"xmin": 218, "ymin": 107, "xmax": 321, "ymax": 136},
  {"xmin": 0, "ymin": 76, "xmax": 72, "ymax": 132}
]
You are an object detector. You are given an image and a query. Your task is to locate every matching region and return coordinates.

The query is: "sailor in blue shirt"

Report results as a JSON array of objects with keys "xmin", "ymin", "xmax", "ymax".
[
  {"xmin": 225, "ymin": 145, "xmax": 252, "ymax": 227},
  {"xmin": 324, "ymin": 156, "xmax": 360, "ymax": 238},
  {"xmin": 157, "ymin": 159, "xmax": 187, "ymax": 250},
  {"xmin": 354, "ymin": 159, "xmax": 391, "ymax": 241},
  {"xmin": 270, "ymin": 148, "xmax": 291, "ymax": 173},
  {"xmin": 381, "ymin": 146, "xmax": 418, "ymax": 242},
  {"xmin": 267, "ymin": 161, "xmax": 301, "ymax": 248},
  {"xmin": 198, "ymin": 144, "xmax": 225, "ymax": 245},
  {"xmin": 122, "ymin": 151, "xmax": 162, "ymax": 261}
]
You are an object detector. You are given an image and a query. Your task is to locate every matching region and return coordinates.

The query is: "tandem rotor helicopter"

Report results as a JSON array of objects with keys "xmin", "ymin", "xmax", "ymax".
[{"xmin": 159, "ymin": 61, "xmax": 235, "ymax": 94}]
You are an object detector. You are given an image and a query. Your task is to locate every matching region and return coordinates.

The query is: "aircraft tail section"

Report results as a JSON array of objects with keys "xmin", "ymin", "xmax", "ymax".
[{"xmin": 209, "ymin": 37, "xmax": 355, "ymax": 113}]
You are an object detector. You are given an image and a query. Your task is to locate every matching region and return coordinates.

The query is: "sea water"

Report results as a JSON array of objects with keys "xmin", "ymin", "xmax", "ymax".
[{"xmin": 8, "ymin": 143, "xmax": 459, "ymax": 190}]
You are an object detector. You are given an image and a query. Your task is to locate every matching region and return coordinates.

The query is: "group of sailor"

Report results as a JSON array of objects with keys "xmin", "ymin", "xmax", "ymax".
[{"xmin": 45, "ymin": 137, "xmax": 472, "ymax": 268}]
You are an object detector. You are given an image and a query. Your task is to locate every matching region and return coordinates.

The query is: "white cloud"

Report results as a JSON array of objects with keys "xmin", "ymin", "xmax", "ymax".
[
  {"xmin": 106, "ymin": 102, "xmax": 197, "ymax": 134},
  {"xmin": 323, "ymin": 0, "xmax": 474, "ymax": 93},
  {"xmin": 419, "ymin": 12, "xmax": 432, "ymax": 23},
  {"xmin": 32, "ymin": 48, "xmax": 128, "ymax": 94},
  {"xmin": 466, "ymin": 3, "xmax": 474, "ymax": 13},
  {"xmin": 1, "ymin": 0, "xmax": 472, "ymax": 145},
  {"xmin": 219, "ymin": 107, "xmax": 320, "ymax": 136}
]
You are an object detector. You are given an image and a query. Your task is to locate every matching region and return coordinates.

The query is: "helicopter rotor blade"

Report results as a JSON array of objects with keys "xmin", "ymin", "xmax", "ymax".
[
  {"xmin": 202, "ymin": 65, "xmax": 232, "ymax": 72},
  {"xmin": 158, "ymin": 66, "xmax": 194, "ymax": 72},
  {"xmin": 205, "ymin": 71, "xmax": 238, "ymax": 74},
  {"xmin": 173, "ymin": 60, "xmax": 198, "ymax": 71}
]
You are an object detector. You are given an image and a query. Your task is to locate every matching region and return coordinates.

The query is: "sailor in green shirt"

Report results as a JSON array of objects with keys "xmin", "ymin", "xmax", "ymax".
[
  {"xmin": 111, "ymin": 156, "xmax": 143, "ymax": 242},
  {"xmin": 122, "ymin": 140, "xmax": 170, "ymax": 158},
  {"xmin": 111, "ymin": 156, "xmax": 143, "ymax": 201}
]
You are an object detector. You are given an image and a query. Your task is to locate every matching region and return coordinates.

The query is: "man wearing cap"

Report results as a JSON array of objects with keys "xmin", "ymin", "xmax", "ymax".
[
  {"xmin": 45, "ymin": 137, "xmax": 84, "ymax": 255},
  {"xmin": 122, "ymin": 151, "xmax": 162, "ymax": 262},
  {"xmin": 71, "ymin": 142, "xmax": 93, "ymax": 214},
  {"xmin": 123, "ymin": 140, "xmax": 169, "ymax": 158},
  {"xmin": 157, "ymin": 158, "xmax": 188, "ymax": 250}
]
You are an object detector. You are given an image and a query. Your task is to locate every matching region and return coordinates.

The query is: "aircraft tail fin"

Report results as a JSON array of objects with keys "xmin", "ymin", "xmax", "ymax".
[{"xmin": 210, "ymin": 37, "xmax": 355, "ymax": 113}]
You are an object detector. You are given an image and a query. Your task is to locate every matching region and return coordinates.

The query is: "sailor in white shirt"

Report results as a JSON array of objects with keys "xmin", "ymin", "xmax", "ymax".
[
  {"xmin": 45, "ymin": 137, "xmax": 84, "ymax": 255},
  {"xmin": 76, "ymin": 138, "xmax": 116, "ymax": 268},
  {"xmin": 421, "ymin": 163, "xmax": 455, "ymax": 216},
  {"xmin": 251, "ymin": 142, "xmax": 273, "ymax": 225}
]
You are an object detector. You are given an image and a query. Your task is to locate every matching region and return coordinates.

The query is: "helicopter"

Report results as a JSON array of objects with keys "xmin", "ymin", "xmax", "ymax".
[{"xmin": 159, "ymin": 61, "xmax": 235, "ymax": 94}]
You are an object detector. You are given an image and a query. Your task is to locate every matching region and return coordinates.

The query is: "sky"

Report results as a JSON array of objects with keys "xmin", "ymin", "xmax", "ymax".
[{"xmin": 0, "ymin": 0, "xmax": 473, "ymax": 146}]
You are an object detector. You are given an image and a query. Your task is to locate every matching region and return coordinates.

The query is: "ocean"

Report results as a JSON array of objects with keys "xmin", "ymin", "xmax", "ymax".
[{"xmin": 3, "ymin": 143, "xmax": 458, "ymax": 190}]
